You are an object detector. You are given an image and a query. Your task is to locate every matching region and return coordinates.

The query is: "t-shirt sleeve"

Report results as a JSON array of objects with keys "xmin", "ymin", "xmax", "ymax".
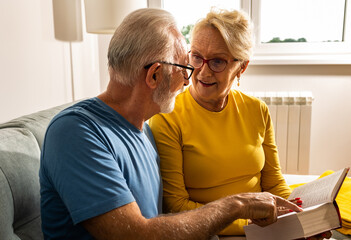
[{"xmin": 42, "ymin": 114, "xmax": 135, "ymax": 224}]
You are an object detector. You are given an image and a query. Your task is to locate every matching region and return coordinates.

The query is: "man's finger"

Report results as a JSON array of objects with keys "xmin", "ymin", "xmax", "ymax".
[{"xmin": 275, "ymin": 196, "xmax": 303, "ymax": 212}]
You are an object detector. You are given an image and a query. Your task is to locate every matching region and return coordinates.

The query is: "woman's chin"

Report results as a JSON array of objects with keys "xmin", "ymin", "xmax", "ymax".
[{"xmin": 196, "ymin": 84, "xmax": 217, "ymax": 97}]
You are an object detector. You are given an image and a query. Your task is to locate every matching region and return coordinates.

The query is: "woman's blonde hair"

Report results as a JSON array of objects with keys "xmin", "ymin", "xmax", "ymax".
[{"xmin": 191, "ymin": 8, "xmax": 253, "ymax": 61}]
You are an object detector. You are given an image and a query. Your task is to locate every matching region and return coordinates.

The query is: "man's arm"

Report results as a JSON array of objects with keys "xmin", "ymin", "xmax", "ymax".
[{"xmin": 82, "ymin": 192, "xmax": 301, "ymax": 240}]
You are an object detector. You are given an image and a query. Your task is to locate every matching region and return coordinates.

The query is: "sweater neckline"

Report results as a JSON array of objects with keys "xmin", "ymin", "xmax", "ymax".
[{"xmin": 186, "ymin": 88, "xmax": 235, "ymax": 115}]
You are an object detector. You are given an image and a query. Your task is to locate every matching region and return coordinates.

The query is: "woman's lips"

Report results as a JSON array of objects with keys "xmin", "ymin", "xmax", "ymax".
[{"xmin": 199, "ymin": 80, "xmax": 216, "ymax": 87}]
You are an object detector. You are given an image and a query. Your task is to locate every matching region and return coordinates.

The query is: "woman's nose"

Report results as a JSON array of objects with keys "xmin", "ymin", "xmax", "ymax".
[{"xmin": 197, "ymin": 62, "xmax": 213, "ymax": 78}]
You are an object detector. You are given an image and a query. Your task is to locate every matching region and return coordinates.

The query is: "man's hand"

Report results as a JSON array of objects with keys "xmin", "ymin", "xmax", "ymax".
[
  {"xmin": 277, "ymin": 197, "xmax": 303, "ymax": 216},
  {"xmin": 235, "ymin": 192, "xmax": 303, "ymax": 227}
]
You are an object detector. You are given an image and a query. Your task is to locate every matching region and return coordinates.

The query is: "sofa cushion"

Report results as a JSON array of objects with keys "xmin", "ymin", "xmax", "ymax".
[
  {"xmin": 0, "ymin": 102, "xmax": 74, "ymax": 150},
  {"xmin": 0, "ymin": 128, "xmax": 43, "ymax": 240}
]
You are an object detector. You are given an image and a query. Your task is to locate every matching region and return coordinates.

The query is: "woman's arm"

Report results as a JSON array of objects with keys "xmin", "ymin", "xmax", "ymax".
[
  {"xmin": 260, "ymin": 102, "xmax": 292, "ymax": 199},
  {"xmin": 150, "ymin": 113, "xmax": 202, "ymax": 213}
]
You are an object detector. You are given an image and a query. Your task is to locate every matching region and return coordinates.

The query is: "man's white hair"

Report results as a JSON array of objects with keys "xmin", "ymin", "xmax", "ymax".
[{"xmin": 107, "ymin": 8, "xmax": 181, "ymax": 86}]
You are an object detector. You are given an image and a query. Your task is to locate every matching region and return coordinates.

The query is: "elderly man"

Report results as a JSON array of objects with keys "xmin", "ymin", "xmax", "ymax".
[{"xmin": 39, "ymin": 8, "xmax": 300, "ymax": 239}]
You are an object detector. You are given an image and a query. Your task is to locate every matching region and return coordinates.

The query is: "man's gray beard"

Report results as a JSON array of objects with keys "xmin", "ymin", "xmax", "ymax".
[
  {"xmin": 153, "ymin": 75, "xmax": 185, "ymax": 114},
  {"xmin": 161, "ymin": 87, "xmax": 184, "ymax": 113}
]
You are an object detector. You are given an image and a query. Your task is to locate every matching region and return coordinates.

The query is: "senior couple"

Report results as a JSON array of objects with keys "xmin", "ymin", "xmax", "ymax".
[{"xmin": 39, "ymin": 7, "xmax": 331, "ymax": 240}]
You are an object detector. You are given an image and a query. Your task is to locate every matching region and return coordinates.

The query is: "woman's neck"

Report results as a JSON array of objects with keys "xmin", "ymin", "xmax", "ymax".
[{"xmin": 189, "ymin": 86, "xmax": 228, "ymax": 112}]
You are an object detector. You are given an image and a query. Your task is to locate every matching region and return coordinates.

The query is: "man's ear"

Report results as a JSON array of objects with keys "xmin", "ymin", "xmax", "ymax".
[
  {"xmin": 241, "ymin": 60, "xmax": 250, "ymax": 74},
  {"xmin": 145, "ymin": 63, "xmax": 162, "ymax": 89}
]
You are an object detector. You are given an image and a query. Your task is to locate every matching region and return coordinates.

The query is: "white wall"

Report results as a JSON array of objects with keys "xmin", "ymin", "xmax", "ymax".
[
  {"xmin": 0, "ymin": 0, "xmax": 101, "ymax": 124},
  {"xmin": 0, "ymin": 0, "xmax": 70, "ymax": 123},
  {"xmin": 1, "ymin": 0, "xmax": 350, "ymax": 175},
  {"xmin": 242, "ymin": 65, "xmax": 351, "ymax": 175},
  {"xmin": 97, "ymin": 35, "xmax": 113, "ymax": 92}
]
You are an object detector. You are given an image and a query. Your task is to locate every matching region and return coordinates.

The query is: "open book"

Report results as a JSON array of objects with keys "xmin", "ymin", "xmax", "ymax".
[{"xmin": 244, "ymin": 167, "xmax": 349, "ymax": 240}]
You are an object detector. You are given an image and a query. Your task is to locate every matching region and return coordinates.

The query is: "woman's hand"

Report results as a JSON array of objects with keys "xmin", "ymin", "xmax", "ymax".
[
  {"xmin": 290, "ymin": 197, "xmax": 303, "ymax": 207},
  {"xmin": 296, "ymin": 230, "xmax": 332, "ymax": 240}
]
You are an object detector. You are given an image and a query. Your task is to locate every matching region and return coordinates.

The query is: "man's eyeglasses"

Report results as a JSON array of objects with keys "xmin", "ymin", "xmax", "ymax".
[
  {"xmin": 144, "ymin": 62, "xmax": 194, "ymax": 80},
  {"xmin": 189, "ymin": 53, "xmax": 239, "ymax": 73}
]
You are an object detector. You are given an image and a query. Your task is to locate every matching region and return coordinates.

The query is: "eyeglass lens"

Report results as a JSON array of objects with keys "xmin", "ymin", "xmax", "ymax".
[{"xmin": 190, "ymin": 54, "xmax": 227, "ymax": 73}]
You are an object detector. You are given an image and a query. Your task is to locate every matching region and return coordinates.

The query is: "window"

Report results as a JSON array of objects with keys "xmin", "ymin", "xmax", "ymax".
[
  {"xmin": 148, "ymin": 0, "xmax": 351, "ymax": 64},
  {"xmin": 260, "ymin": 0, "xmax": 345, "ymax": 43},
  {"xmin": 252, "ymin": 0, "xmax": 351, "ymax": 64},
  {"xmin": 164, "ymin": 0, "xmax": 240, "ymax": 29},
  {"xmin": 162, "ymin": 0, "xmax": 241, "ymax": 44}
]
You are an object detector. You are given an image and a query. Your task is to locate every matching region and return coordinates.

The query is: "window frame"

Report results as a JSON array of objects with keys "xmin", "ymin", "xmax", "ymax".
[
  {"xmin": 250, "ymin": 0, "xmax": 351, "ymax": 65},
  {"xmin": 149, "ymin": 0, "xmax": 351, "ymax": 65}
]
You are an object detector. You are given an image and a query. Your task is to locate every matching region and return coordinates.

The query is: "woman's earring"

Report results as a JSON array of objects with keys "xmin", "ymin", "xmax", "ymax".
[{"xmin": 237, "ymin": 77, "xmax": 240, "ymax": 87}]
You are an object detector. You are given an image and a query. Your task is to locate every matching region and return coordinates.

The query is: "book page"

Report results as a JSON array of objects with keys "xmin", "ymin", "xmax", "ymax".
[{"xmin": 288, "ymin": 168, "xmax": 348, "ymax": 208}]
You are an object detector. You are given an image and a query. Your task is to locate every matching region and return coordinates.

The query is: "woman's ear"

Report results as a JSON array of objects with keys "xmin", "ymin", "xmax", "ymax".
[
  {"xmin": 145, "ymin": 63, "xmax": 162, "ymax": 89},
  {"xmin": 235, "ymin": 60, "xmax": 250, "ymax": 79},
  {"xmin": 241, "ymin": 60, "xmax": 250, "ymax": 73}
]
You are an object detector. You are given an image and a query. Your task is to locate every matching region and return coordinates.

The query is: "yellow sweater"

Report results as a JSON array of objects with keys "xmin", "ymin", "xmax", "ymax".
[{"xmin": 149, "ymin": 88, "xmax": 291, "ymax": 235}]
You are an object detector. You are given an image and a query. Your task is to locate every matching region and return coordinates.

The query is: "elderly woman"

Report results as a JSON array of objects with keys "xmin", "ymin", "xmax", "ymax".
[{"xmin": 149, "ymin": 8, "xmax": 292, "ymax": 235}]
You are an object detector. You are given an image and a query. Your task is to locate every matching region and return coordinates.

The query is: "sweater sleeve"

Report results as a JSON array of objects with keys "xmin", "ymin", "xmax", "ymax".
[
  {"xmin": 149, "ymin": 113, "xmax": 202, "ymax": 212},
  {"xmin": 260, "ymin": 102, "xmax": 292, "ymax": 199}
]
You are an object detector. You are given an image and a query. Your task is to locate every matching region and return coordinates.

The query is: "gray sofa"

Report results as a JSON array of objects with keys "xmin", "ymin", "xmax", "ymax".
[{"xmin": 0, "ymin": 102, "xmax": 75, "ymax": 240}]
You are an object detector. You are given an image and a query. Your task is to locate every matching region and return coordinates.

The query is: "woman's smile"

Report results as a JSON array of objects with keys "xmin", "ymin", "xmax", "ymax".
[{"xmin": 199, "ymin": 80, "xmax": 216, "ymax": 87}]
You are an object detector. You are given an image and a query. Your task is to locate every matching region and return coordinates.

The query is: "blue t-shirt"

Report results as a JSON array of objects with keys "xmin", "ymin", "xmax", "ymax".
[{"xmin": 39, "ymin": 97, "xmax": 162, "ymax": 239}]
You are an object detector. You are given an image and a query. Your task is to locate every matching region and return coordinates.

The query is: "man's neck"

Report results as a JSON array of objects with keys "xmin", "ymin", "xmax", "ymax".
[{"xmin": 97, "ymin": 80, "xmax": 158, "ymax": 130}]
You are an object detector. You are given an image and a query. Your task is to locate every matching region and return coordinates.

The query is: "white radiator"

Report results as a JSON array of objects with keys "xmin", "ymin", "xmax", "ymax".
[{"xmin": 247, "ymin": 92, "xmax": 314, "ymax": 174}]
